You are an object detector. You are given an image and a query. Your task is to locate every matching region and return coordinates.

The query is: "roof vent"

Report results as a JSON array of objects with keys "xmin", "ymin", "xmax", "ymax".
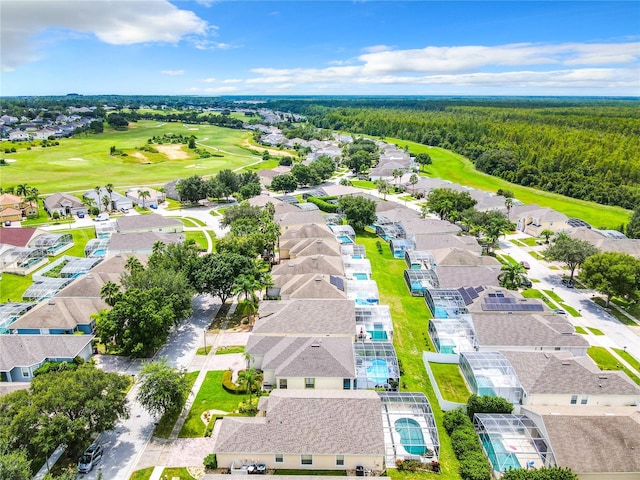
[
  {"xmin": 315, "ymin": 276, "xmax": 322, "ymax": 282},
  {"xmin": 598, "ymin": 375, "xmax": 608, "ymax": 379},
  {"xmin": 561, "ymin": 361, "xmax": 571, "ymax": 365},
  {"xmin": 48, "ymin": 299, "xmax": 55, "ymax": 305}
]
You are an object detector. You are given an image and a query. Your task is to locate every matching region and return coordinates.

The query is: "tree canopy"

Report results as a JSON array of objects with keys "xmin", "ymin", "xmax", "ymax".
[
  {"xmin": 426, "ymin": 188, "xmax": 477, "ymax": 222},
  {"xmin": 580, "ymin": 251, "xmax": 640, "ymax": 306},
  {"xmin": 542, "ymin": 233, "xmax": 599, "ymax": 280},
  {"xmin": 136, "ymin": 358, "xmax": 191, "ymax": 418},
  {"xmin": 338, "ymin": 195, "xmax": 377, "ymax": 231}
]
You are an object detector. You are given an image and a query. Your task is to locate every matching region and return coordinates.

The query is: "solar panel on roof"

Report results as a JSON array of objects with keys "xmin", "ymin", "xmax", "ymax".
[
  {"xmin": 467, "ymin": 287, "xmax": 479, "ymax": 299},
  {"xmin": 458, "ymin": 287, "xmax": 473, "ymax": 305},
  {"xmin": 330, "ymin": 275, "xmax": 345, "ymax": 291}
]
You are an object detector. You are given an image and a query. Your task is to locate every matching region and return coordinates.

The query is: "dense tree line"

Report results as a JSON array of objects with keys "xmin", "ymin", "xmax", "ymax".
[
  {"xmin": 264, "ymin": 98, "xmax": 640, "ymax": 209},
  {"xmin": 177, "ymin": 170, "xmax": 262, "ymax": 204}
]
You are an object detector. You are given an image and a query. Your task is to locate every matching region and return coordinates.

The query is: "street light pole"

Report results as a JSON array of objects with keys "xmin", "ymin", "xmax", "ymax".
[{"xmin": 203, "ymin": 328, "xmax": 207, "ymax": 354}]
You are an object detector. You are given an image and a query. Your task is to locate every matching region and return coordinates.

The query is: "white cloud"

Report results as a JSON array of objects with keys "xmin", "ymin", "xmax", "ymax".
[
  {"xmin": 161, "ymin": 70, "xmax": 185, "ymax": 76},
  {"xmin": 193, "ymin": 40, "xmax": 237, "ymax": 51},
  {"xmin": 1, "ymin": 0, "xmax": 210, "ymax": 71}
]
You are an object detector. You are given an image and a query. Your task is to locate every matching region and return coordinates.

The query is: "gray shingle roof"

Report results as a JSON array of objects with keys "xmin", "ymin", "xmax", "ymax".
[
  {"xmin": 55, "ymin": 272, "xmax": 121, "ymax": 298},
  {"xmin": 213, "ymin": 389, "xmax": 384, "ymax": 455},
  {"xmin": 434, "ymin": 265, "xmax": 500, "ymax": 288},
  {"xmin": 88, "ymin": 253, "xmax": 148, "ymax": 273},
  {"xmin": 502, "ymin": 351, "xmax": 640, "ymax": 396},
  {"xmin": 280, "ymin": 223, "xmax": 334, "ymax": 239},
  {"xmin": 254, "ymin": 299, "xmax": 355, "ymax": 336},
  {"xmin": 272, "ymin": 256, "xmax": 344, "ymax": 277},
  {"xmin": 258, "ymin": 336, "xmax": 355, "ymax": 378},
  {"xmin": 473, "ymin": 314, "xmax": 589, "ymax": 348},
  {"xmin": 108, "ymin": 232, "xmax": 184, "ymax": 252},
  {"xmin": 414, "ymin": 234, "xmax": 482, "ymax": 253},
  {"xmin": 0, "ymin": 335, "xmax": 93, "ymax": 371},
  {"xmin": 9, "ymin": 297, "xmax": 106, "ymax": 330},
  {"xmin": 431, "ymin": 248, "xmax": 501, "ymax": 267},
  {"xmin": 538, "ymin": 409, "xmax": 640, "ymax": 474},
  {"xmin": 275, "ymin": 210, "xmax": 326, "ymax": 227}
]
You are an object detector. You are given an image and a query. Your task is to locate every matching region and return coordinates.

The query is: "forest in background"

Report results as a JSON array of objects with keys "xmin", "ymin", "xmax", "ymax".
[{"xmin": 265, "ymin": 97, "xmax": 640, "ymax": 209}]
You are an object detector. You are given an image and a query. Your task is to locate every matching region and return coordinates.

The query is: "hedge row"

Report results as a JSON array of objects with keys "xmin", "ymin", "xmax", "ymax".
[
  {"xmin": 443, "ymin": 409, "xmax": 492, "ymax": 480},
  {"xmin": 222, "ymin": 370, "xmax": 244, "ymax": 394},
  {"xmin": 306, "ymin": 196, "xmax": 339, "ymax": 213}
]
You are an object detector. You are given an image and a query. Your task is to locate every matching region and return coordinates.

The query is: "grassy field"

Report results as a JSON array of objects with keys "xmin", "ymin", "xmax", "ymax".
[
  {"xmin": 387, "ymin": 138, "xmax": 631, "ymax": 229},
  {"xmin": 179, "ymin": 370, "xmax": 244, "ymax": 438},
  {"xmin": 215, "ymin": 345, "xmax": 245, "ymax": 355},
  {"xmin": 429, "ymin": 363, "xmax": 470, "ymax": 403},
  {"xmin": 1, "ymin": 121, "xmax": 263, "ymax": 194},
  {"xmin": 357, "ymin": 233, "xmax": 459, "ymax": 480},
  {"xmin": 521, "ymin": 289, "xmax": 558, "ymax": 309},
  {"xmin": 587, "ymin": 347, "xmax": 640, "ymax": 386}
]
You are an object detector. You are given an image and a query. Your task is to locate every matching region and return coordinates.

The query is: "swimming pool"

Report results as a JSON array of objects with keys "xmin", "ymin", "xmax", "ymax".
[
  {"xmin": 90, "ymin": 249, "xmax": 107, "ymax": 257},
  {"xmin": 395, "ymin": 418, "xmax": 427, "ymax": 456},
  {"xmin": 475, "ymin": 377, "xmax": 496, "ymax": 397},
  {"xmin": 367, "ymin": 358, "xmax": 389, "ymax": 384},
  {"xmin": 338, "ymin": 235, "xmax": 354, "ymax": 244},
  {"xmin": 480, "ymin": 434, "xmax": 521, "ymax": 472},
  {"xmin": 353, "ymin": 272, "xmax": 368, "ymax": 280},
  {"xmin": 434, "ymin": 307, "xmax": 449, "ymax": 318},
  {"xmin": 368, "ymin": 330, "xmax": 388, "ymax": 340}
]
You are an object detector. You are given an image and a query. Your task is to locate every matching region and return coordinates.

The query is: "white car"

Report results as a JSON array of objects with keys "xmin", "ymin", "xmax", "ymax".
[{"xmin": 78, "ymin": 443, "xmax": 103, "ymax": 474}]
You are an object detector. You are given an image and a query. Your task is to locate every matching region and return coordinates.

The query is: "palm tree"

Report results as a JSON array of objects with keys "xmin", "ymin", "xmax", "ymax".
[
  {"xmin": 105, "ymin": 183, "xmax": 114, "ymax": 211},
  {"xmin": 243, "ymin": 352, "xmax": 253, "ymax": 370},
  {"xmin": 392, "ymin": 168, "xmax": 403, "ymax": 187},
  {"xmin": 237, "ymin": 367, "xmax": 260, "ymax": 406},
  {"xmin": 94, "ymin": 186, "xmax": 102, "ymax": 210},
  {"xmin": 101, "ymin": 195, "xmax": 110, "ymax": 213},
  {"xmin": 125, "ymin": 256, "xmax": 143, "ymax": 272},
  {"xmin": 138, "ymin": 190, "xmax": 150, "ymax": 209},
  {"xmin": 100, "ymin": 281, "xmax": 121, "ymax": 306},
  {"xmin": 483, "ymin": 222, "xmax": 505, "ymax": 255},
  {"xmin": 16, "ymin": 183, "xmax": 29, "ymax": 197},
  {"xmin": 375, "ymin": 179, "xmax": 390, "ymax": 200},
  {"xmin": 540, "ymin": 229, "xmax": 555, "ymax": 244},
  {"xmin": 504, "ymin": 197, "xmax": 513, "ymax": 219},
  {"xmin": 409, "ymin": 173, "xmax": 419, "ymax": 194},
  {"xmin": 498, "ymin": 263, "xmax": 527, "ymax": 290}
]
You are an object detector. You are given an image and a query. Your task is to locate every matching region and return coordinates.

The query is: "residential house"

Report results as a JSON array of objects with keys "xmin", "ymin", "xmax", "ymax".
[
  {"xmin": 0, "ymin": 193, "xmax": 37, "ymax": 221},
  {"xmin": 83, "ymin": 188, "xmax": 133, "ymax": 212},
  {"xmin": 116, "ymin": 213, "xmax": 183, "ymax": 234},
  {"xmin": 246, "ymin": 336, "xmax": 356, "ymax": 390},
  {"xmin": 212, "ymin": 389, "xmax": 385, "ymax": 471},
  {"xmin": 107, "ymin": 232, "xmax": 185, "ymax": 256},
  {"xmin": 125, "ymin": 187, "xmax": 165, "ymax": 208},
  {"xmin": 44, "ymin": 192, "xmax": 87, "ymax": 217},
  {"xmin": 0, "ymin": 335, "xmax": 94, "ymax": 382},
  {"xmin": 512, "ymin": 204, "xmax": 568, "ymax": 236},
  {"xmin": 434, "ymin": 265, "xmax": 500, "ymax": 288},
  {"xmin": 9, "ymin": 297, "xmax": 106, "ymax": 335}
]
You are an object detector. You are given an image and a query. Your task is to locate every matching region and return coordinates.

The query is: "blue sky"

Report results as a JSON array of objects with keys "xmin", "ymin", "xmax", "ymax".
[{"xmin": 1, "ymin": 0, "xmax": 639, "ymax": 96}]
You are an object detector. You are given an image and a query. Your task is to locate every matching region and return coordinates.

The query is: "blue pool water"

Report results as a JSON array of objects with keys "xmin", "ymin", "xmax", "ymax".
[
  {"xmin": 90, "ymin": 249, "xmax": 107, "ymax": 257},
  {"xmin": 338, "ymin": 235, "xmax": 354, "ymax": 244},
  {"xmin": 352, "ymin": 255, "xmax": 363, "ymax": 259},
  {"xmin": 411, "ymin": 281, "xmax": 427, "ymax": 294},
  {"xmin": 480, "ymin": 434, "xmax": 521, "ymax": 472},
  {"xmin": 476, "ymin": 377, "xmax": 496, "ymax": 397},
  {"xmin": 97, "ymin": 233, "xmax": 110, "ymax": 239},
  {"xmin": 434, "ymin": 307, "xmax": 449, "ymax": 318},
  {"xmin": 439, "ymin": 345, "xmax": 456, "ymax": 354},
  {"xmin": 395, "ymin": 418, "xmax": 427, "ymax": 456},
  {"xmin": 368, "ymin": 330, "xmax": 388, "ymax": 340},
  {"xmin": 353, "ymin": 273, "xmax": 368, "ymax": 280},
  {"xmin": 367, "ymin": 358, "xmax": 389, "ymax": 384}
]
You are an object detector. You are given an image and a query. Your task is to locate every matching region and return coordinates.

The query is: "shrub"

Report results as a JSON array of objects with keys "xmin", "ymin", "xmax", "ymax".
[
  {"xmin": 451, "ymin": 428, "xmax": 482, "ymax": 458},
  {"xmin": 458, "ymin": 451, "xmax": 492, "ymax": 480},
  {"xmin": 222, "ymin": 369, "xmax": 241, "ymax": 394},
  {"xmin": 278, "ymin": 157, "xmax": 292, "ymax": 166},
  {"xmin": 306, "ymin": 196, "xmax": 339, "ymax": 213},
  {"xmin": 203, "ymin": 453, "xmax": 217, "ymax": 469},
  {"xmin": 467, "ymin": 394, "xmax": 513, "ymax": 420},
  {"xmin": 238, "ymin": 399, "xmax": 258, "ymax": 415},
  {"xmin": 443, "ymin": 408, "xmax": 471, "ymax": 434}
]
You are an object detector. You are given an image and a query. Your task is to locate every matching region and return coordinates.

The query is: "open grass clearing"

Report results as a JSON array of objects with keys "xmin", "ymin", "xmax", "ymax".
[
  {"xmin": 179, "ymin": 370, "xmax": 245, "ymax": 438},
  {"xmin": 429, "ymin": 363, "xmax": 470, "ymax": 403},
  {"xmin": 388, "ymin": 138, "xmax": 630, "ymax": 229},
  {"xmin": 1, "ymin": 121, "xmax": 259, "ymax": 194},
  {"xmin": 356, "ymin": 232, "xmax": 460, "ymax": 479},
  {"xmin": 152, "ymin": 371, "xmax": 199, "ymax": 438},
  {"xmin": 612, "ymin": 348, "xmax": 640, "ymax": 371},
  {"xmin": 587, "ymin": 347, "xmax": 640, "ymax": 386}
]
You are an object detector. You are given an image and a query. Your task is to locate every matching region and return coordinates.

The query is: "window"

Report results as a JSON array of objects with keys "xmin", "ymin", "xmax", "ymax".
[
  {"xmin": 336, "ymin": 455, "xmax": 344, "ymax": 466},
  {"xmin": 581, "ymin": 395, "xmax": 588, "ymax": 405},
  {"xmin": 570, "ymin": 394, "xmax": 578, "ymax": 405},
  {"xmin": 343, "ymin": 378, "xmax": 351, "ymax": 390},
  {"xmin": 305, "ymin": 378, "xmax": 315, "ymax": 389},
  {"xmin": 275, "ymin": 454, "xmax": 283, "ymax": 464},
  {"xmin": 301, "ymin": 455, "xmax": 313, "ymax": 465},
  {"xmin": 21, "ymin": 367, "xmax": 30, "ymax": 378},
  {"xmin": 279, "ymin": 379, "xmax": 287, "ymax": 389}
]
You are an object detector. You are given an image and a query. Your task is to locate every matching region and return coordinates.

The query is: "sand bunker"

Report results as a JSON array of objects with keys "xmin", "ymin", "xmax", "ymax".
[
  {"xmin": 156, "ymin": 144, "xmax": 189, "ymax": 160},
  {"xmin": 68, "ymin": 157, "xmax": 87, "ymax": 161},
  {"xmin": 130, "ymin": 152, "xmax": 148, "ymax": 161}
]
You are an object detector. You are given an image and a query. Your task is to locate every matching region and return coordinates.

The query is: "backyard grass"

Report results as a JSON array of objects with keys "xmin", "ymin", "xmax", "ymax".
[
  {"xmin": 185, "ymin": 230, "xmax": 209, "ymax": 251},
  {"xmin": 388, "ymin": 138, "xmax": 631, "ymax": 229},
  {"xmin": 179, "ymin": 370, "xmax": 245, "ymax": 438},
  {"xmin": 575, "ymin": 326, "xmax": 587, "ymax": 334},
  {"xmin": 429, "ymin": 363, "xmax": 470, "ymax": 403},
  {"xmin": 1, "ymin": 121, "xmax": 259, "ymax": 194},
  {"xmin": 587, "ymin": 347, "xmax": 640, "ymax": 386},
  {"xmin": 215, "ymin": 345, "xmax": 245, "ymax": 355},
  {"xmin": 357, "ymin": 232, "xmax": 459, "ymax": 480},
  {"xmin": 153, "ymin": 371, "xmax": 199, "ymax": 438},
  {"xmin": 612, "ymin": 348, "xmax": 640, "ymax": 372},
  {"xmin": 350, "ymin": 180, "xmax": 376, "ymax": 190},
  {"xmin": 129, "ymin": 467, "xmax": 154, "ymax": 480},
  {"xmin": 587, "ymin": 327, "xmax": 605, "ymax": 336},
  {"xmin": 160, "ymin": 467, "xmax": 196, "ymax": 480}
]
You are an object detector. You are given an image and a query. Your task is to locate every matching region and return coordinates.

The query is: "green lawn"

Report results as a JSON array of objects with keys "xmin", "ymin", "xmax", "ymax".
[
  {"xmin": 356, "ymin": 233, "xmax": 459, "ymax": 480},
  {"xmin": 592, "ymin": 298, "xmax": 637, "ymax": 326},
  {"xmin": 185, "ymin": 230, "xmax": 209, "ymax": 251},
  {"xmin": 543, "ymin": 290, "xmax": 563, "ymax": 303},
  {"xmin": 160, "ymin": 467, "xmax": 196, "ymax": 480},
  {"xmin": 496, "ymin": 253, "xmax": 518, "ymax": 265},
  {"xmin": 575, "ymin": 326, "xmax": 587, "ymax": 334},
  {"xmin": 129, "ymin": 467, "xmax": 154, "ymax": 480},
  {"xmin": 587, "ymin": 327, "xmax": 604, "ymax": 336},
  {"xmin": 388, "ymin": 139, "xmax": 631, "ymax": 229},
  {"xmin": 509, "ymin": 239, "xmax": 526, "ymax": 247},
  {"xmin": 429, "ymin": 363, "xmax": 470, "ymax": 403},
  {"xmin": 215, "ymin": 345, "xmax": 245, "ymax": 355},
  {"xmin": 529, "ymin": 251, "xmax": 544, "ymax": 260},
  {"xmin": 520, "ymin": 289, "xmax": 557, "ymax": 309},
  {"xmin": 179, "ymin": 370, "xmax": 245, "ymax": 438},
  {"xmin": 559, "ymin": 303, "xmax": 581, "ymax": 317},
  {"xmin": 153, "ymin": 371, "xmax": 199, "ymax": 438},
  {"xmin": 587, "ymin": 347, "xmax": 640, "ymax": 386},
  {"xmin": 350, "ymin": 180, "xmax": 376, "ymax": 190},
  {"xmin": 1, "ymin": 121, "xmax": 260, "ymax": 194},
  {"xmin": 519, "ymin": 237, "xmax": 540, "ymax": 247},
  {"xmin": 612, "ymin": 348, "xmax": 640, "ymax": 371},
  {"xmin": 196, "ymin": 346, "xmax": 213, "ymax": 355}
]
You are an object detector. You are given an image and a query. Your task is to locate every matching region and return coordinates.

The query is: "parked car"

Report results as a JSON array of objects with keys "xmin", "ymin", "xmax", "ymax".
[
  {"xmin": 77, "ymin": 211, "xmax": 85, "ymax": 218},
  {"xmin": 3, "ymin": 220, "xmax": 10, "ymax": 227},
  {"xmin": 554, "ymin": 309, "xmax": 567, "ymax": 315},
  {"xmin": 561, "ymin": 278, "xmax": 575, "ymax": 288},
  {"xmin": 520, "ymin": 261, "xmax": 531, "ymax": 270},
  {"xmin": 149, "ymin": 203, "xmax": 158, "ymax": 209},
  {"xmin": 520, "ymin": 278, "xmax": 533, "ymax": 288},
  {"xmin": 119, "ymin": 207, "xmax": 129, "ymax": 214},
  {"xmin": 94, "ymin": 213, "xmax": 109, "ymax": 222},
  {"xmin": 78, "ymin": 443, "xmax": 103, "ymax": 474}
]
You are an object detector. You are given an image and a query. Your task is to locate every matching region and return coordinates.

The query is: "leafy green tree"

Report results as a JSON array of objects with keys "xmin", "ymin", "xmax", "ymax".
[
  {"xmin": 344, "ymin": 150, "xmax": 373, "ymax": 175},
  {"xmin": 106, "ymin": 113, "xmax": 128, "ymax": 129},
  {"xmin": 426, "ymin": 188, "xmax": 477, "ymax": 221},
  {"xmin": 177, "ymin": 175, "xmax": 207, "ymax": 204},
  {"xmin": 190, "ymin": 252, "xmax": 254, "ymax": 304},
  {"xmin": 338, "ymin": 195, "xmax": 377, "ymax": 231},
  {"xmin": 627, "ymin": 206, "xmax": 640, "ymax": 238},
  {"xmin": 0, "ymin": 448, "xmax": 31, "ymax": 480},
  {"xmin": 216, "ymin": 169, "xmax": 239, "ymax": 200},
  {"xmin": 543, "ymin": 233, "xmax": 599, "ymax": 281},
  {"xmin": 136, "ymin": 358, "xmax": 190, "ymax": 418},
  {"xmin": 239, "ymin": 182, "xmax": 262, "ymax": 200},
  {"xmin": 466, "ymin": 395, "xmax": 513, "ymax": 420},
  {"xmin": 188, "ymin": 135, "xmax": 197, "ymax": 149},
  {"xmin": 221, "ymin": 202, "xmax": 262, "ymax": 228},
  {"xmin": 498, "ymin": 262, "xmax": 527, "ymax": 289},
  {"xmin": 580, "ymin": 252, "xmax": 640, "ymax": 307},
  {"xmin": 415, "ymin": 153, "xmax": 432, "ymax": 172},
  {"xmin": 270, "ymin": 173, "xmax": 298, "ymax": 193},
  {"xmin": 309, "ymin": 155, "xmax": 336, "ymax": 181},
  {"xmin": 291, "ymin": 164, "xmax": 320, "ymax": 187}
]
